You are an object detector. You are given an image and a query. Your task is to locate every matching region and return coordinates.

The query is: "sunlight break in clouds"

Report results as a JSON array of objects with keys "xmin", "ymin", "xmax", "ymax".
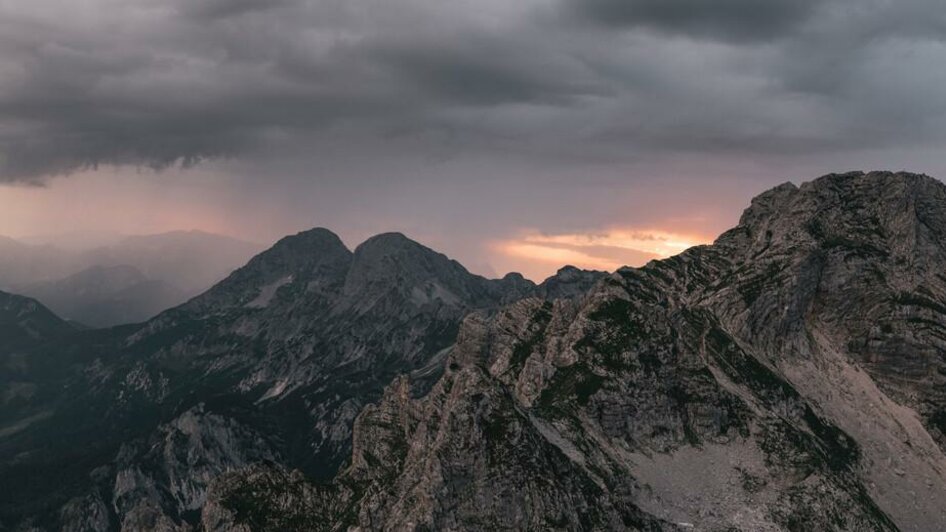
[{"xmin": 494, "ymin": 228, "xmax": 712, "ymax": 281}]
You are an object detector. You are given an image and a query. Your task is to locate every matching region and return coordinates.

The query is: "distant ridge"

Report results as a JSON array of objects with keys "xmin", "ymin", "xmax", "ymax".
[{"xmin": 0, "ymin": 230, "xmax": 263, "ymax": 327}]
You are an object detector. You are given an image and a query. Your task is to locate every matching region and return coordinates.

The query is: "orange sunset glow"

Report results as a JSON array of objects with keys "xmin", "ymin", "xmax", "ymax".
[{"xmin": 492, "ymin": 227, "xmax": 714, "ymax": 281}]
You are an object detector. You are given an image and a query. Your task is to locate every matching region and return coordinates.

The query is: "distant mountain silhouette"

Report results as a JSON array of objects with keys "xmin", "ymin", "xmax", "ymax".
[
  {"xmin": 18, "ymin": 265, "xmax": 185, "ymax": 327},
  {"xmin": 0, "ymin": 231, "xmax": 262, "ymax": 327}
]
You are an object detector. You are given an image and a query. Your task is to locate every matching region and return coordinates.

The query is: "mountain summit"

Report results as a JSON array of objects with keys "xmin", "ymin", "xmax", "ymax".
[
  {"xmin": 200, "ymin": 171, "xmax": 946, "ymax": 531},
  {"xmin": 5, "ymin": 171, "xmax": 946, "ymax": 531}
]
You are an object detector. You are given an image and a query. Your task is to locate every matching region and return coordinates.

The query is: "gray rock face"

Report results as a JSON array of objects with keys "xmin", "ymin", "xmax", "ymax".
[
  {"xmin": 201, "ymin": 172, "xmax": 946, "ymax": 531},
  {"xmin": 109, "ymin": 405, "xmax": 278, "ymax": 532}
]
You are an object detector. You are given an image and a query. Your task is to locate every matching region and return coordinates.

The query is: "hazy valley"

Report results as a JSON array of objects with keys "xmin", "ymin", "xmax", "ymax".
[{"xmin": 0, "ymin": 232, "xmax": 261, "ymax": 327}]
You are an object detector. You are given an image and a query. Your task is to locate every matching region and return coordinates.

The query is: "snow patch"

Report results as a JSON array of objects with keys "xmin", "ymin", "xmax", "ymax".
[
  {"xmin": 245, "ymin": 275, "xmax": 293, "ymax": 308},
  {"xmin": 258, "ymin": 380, "xmax": 289, "ymax": 402}
]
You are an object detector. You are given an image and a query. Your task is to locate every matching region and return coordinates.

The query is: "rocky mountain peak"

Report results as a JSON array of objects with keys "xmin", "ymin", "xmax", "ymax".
[
  {"xmin": 343, "ymin": 232, "xmax": 496, "ymax": 309},
  {"xmin": 247, "ymin": 227, "xmax": 352, "ymax": 277},
  {"xmin": 704, "ymin": 173, "xmax": 946, "ymax": 334},
  {"xmin": 538, "ymin": 264, "xmax": 608, "ymax": 300},
  {"xmin": 183, "ymin": 227, "xmax": 352, "ymax": 312},
  {"xmin": 269, "ymin": 227, "xmax": 348, "ymax": 253},
  {"xmin": 720, "ymin": 171, "xmax": 946, "ymax": 260},
  {"xmin": 352, "ymin": 231, "xmax": 416, "ymax": 253},
  {"xmin": 348, "ymin": 232, "xmax": 467, "ymax": 282}
]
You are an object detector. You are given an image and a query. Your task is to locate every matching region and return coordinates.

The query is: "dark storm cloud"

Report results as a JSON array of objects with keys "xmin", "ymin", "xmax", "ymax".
[
  {"xmin": 370, "ymin": 34, "xmax": 602, "ymax": 106},
  {"xmin": 179, "ymin": 0, "xmax": 297, "ymax": 21},
  {"xmin": 0, "ymin": 0, "xmax": 945, "ymax": 183},
  {"xmin": 566, "ymin": 0, "xmax": 825, "ymax": 42}
]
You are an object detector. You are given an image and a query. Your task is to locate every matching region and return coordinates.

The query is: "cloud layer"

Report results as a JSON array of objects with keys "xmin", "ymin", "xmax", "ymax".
[
  {"xmin": 494, "ymin": 227, "xmax": 710, "ymax": 279},
  {"xmin": 1, "ymin": 0, "xmax": 945, "ymax": 182}
]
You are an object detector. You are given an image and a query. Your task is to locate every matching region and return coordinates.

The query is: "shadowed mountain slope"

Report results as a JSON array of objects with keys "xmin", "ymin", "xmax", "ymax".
[{"xmin": 0, "ymin": 227, "xmax": 602, "ymax": 531}]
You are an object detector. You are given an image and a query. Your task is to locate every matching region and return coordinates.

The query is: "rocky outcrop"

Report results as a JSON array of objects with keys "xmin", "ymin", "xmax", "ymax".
[
  {"xmin": 202, "ymin": 172, "xmax": 946, "ymax": 531},
  {"xmin": 108, "ymin": 406, "xmax": 279, "ymax": 531}
]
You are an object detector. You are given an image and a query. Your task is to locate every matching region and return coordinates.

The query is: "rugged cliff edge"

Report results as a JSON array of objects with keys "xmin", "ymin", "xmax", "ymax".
[{"xmin": 200, "ymin": 171, "xmax": 946, "ymax": 531}]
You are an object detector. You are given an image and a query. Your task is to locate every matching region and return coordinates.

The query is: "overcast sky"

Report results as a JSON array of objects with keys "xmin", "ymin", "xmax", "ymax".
[{"xmin": 1, "ymin": 0, "xmax": 945, "ymax": 279}]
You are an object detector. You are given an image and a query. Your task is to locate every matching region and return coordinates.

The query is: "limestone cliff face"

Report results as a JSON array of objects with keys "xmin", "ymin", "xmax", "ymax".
[{"xmin": 203, "ymin": 172, "xmax": 946, "ymax": 532}]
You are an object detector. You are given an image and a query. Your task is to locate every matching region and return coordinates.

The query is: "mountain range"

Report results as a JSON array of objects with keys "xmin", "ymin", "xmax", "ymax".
[
  {"xmin": 0, "ymin": 231, "xmax": 262, "ymax": 327},
  {"xmin": 2, "ymin": 171, "xmax": 946, "ymax": 531}
]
